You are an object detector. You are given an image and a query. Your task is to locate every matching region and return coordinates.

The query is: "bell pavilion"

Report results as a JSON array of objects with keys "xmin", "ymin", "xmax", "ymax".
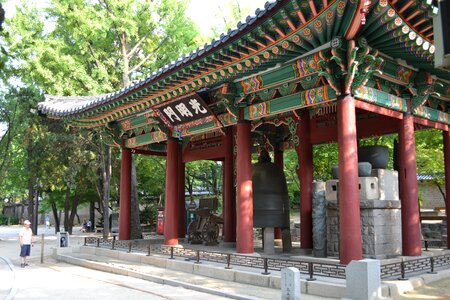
[{"xmin": 38, "ymin": 0, "xmax": 450, "ymax": 264}]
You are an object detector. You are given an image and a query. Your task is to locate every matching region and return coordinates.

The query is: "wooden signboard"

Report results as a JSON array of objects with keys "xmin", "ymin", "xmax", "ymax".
[{"xmin": 154, "ymin": 93, "xmax": 212, "ymax": 129}]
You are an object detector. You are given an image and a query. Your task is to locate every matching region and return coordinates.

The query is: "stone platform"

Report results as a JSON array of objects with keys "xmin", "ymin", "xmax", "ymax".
[{"xmin": 327, "ymin": 199, "xmax": 402, "ymax": 258}]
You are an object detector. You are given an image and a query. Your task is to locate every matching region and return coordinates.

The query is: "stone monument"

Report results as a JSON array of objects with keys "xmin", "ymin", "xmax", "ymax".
[{"xmin": 312, "ymin": 181, "xmax": 327, "ymax": 257}]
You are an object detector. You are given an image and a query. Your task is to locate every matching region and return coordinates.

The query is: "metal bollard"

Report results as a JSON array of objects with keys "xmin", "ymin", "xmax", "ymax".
[
  {"xmin": 96, "ymin": 237, "xmax": 100, "ymax": 247},
  {"xmin": 398, "ymin": 259, "xmax": 408, "ymax": 280},
  {"xmin": 112, "ymin": 236, "xmax": 116, "ymax": 250},
  {"xmin": 147, "ymin": 244, "xmax": 151, "ymax": 256},
  {"xmin": 425, "ymin": 240, "xmax": 429, "ymax": 251},
  {"xmin": 40, "ymin": 234, "xmax": 45, "ymax": 264},
  {"xmin": 428, "ymin": 257, "xmax": 437, "ymax": 274},
  {"xmin": 128, "ymin": 241, "xmax": 132, "ymax": 253},
  {"xmin": 225, "ymin": 254, "xmax": 232, "ymax": 269},
  {"xmin": 84, "ymin": 237, "xmax": 87, "ymax": 246},
  {"xmin": 169, "ymin": 246, "xmax": 175, "ymax": 259},
  {"xmin": 195, "ymin": 250, "xmax": 201, "ymax": 264},
  {"xmin": 306, "ymin": 262, "xmax": 316, "ymax": 281},
  {"xmin": 261, "ymin": 258, "xmax": 270, "ymax": 275}
]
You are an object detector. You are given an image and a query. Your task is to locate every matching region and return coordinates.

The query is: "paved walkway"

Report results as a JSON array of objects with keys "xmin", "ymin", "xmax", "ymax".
[
  {"xmin": 0, "ymin": 227, "xmax": 231, "ymax": 299},
  {"xmin": 2, "ymin": 225, "xmax": 450, "ymax": 299},
  {"xmin": 1, "ymin": 226, "xmax": 335, "ymax": 300},
  {"xmin": 400, "ymin": 277, "xmax": 450, "ymax": 299}
]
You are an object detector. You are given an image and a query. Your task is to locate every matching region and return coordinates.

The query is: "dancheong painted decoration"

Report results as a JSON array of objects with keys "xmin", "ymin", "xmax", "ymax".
[{"xmin": 37, "ymin": 0, "xmax": 450, "ymax": 264}]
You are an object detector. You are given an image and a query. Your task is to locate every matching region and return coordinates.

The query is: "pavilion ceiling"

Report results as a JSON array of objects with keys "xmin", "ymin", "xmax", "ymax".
[{"xmin": 37, "ymin": 0, "xmax": 450, "ymax": 150}]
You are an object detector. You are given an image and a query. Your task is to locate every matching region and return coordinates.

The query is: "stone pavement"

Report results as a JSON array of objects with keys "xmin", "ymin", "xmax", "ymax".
[
  {"xmin": 0, "ymin": 227, "xmax": 231, "ymax": 299},
  {"xmin": 54, "ymin": 246, "xmax": 345, "ymax": 300},
  {"xmin": 2, "ymin": 225, "xmax": 450, "ymax": 300},
  {"xmin": 0, "ymin": 226, "xmax": 335, "ymax": 300}
]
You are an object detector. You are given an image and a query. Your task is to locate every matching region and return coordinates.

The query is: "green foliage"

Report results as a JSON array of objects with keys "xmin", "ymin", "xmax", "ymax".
[
  {"xmin": 136, "ymin": 155, "xmax": 166, "ymax": 204},
  {"xmin": 0, "ymin": 87, "xmax": 43, "ymax": 197},
  {"xmin": 313, "ymin": 143, "xmax": 339, "ymax": 181},
  {"xmin": 208, "ymin": 0, "xmax": 263, "ymax": 39},
  {"xmin": 1, "ymin": 0, "xmax": 202, "ymax": 229},
  {"xmin": 139, "ymin": 205, "xmax": 157, "ymax": 227},
  {"xmin": 3, "ymin": 0, "xmax": 199, "ymax": 91},
  {"xmin": 0, "ymin": 214, "xmax": 19, "ymax": 225},
  {"xmin": 186, "ymin": 160, "xmax": 222, "ymax": 197},
  {"xmin": 415, "ymin": 130, "xmax": 444, "ymax": 175}
]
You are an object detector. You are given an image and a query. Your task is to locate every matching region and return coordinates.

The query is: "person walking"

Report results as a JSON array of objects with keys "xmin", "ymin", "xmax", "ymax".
[{"xmin": 19, "ymin": 220, "xmax": 34, "ymax": 268}]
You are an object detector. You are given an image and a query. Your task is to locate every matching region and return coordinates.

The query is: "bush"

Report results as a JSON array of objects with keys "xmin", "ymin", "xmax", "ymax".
[
  {"xmin": 0, "ymin": 214, "xmax": 19, "ymax": 225},
  {"xmin": 140, "ymin": 205, "xmax": 157, "ymax": 226}
]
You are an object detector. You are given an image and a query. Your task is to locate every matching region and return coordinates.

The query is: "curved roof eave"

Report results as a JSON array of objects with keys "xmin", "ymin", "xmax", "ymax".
[{"xmin": 38, "ymin": 0, "xmax": 281, "ymax": 119}]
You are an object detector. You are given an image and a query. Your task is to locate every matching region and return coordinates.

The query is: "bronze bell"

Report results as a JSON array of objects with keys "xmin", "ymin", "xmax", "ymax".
[{"xmin": 252, "ymin": 150, "xmax": 290, "ymax": 228}]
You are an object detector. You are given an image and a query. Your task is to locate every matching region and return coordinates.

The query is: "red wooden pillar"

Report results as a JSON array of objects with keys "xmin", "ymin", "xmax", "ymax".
[
  {"xmin": 119, "ymin": 148, "xmax": 132, "ymax": 240},
  {"xmin": 399, "ymin": 113, "xmax": 421, "ymax": 256},
  {"xmin": 443, "ymin": 130, "xmax": 450, "ymax": 249},
  {"xmin": 177, "ymin": 144, "xmax": 186, "ymax": 238},
  {"xmin": 223, "ymin": 127, "xmax": 236, "ymax": 242},
  {"xmin": 337, "ymin": 95, "xmax": 362, "ymax": 264},
  {"xmin": 236, "ymin": 120, "xmax": 254, "ymax": 253},
  {"xmin": 298, "ymin": 110, "xmax": 313, "ymax": 249},
  {"xmin": 164, "ymin": 137, "xmax": 179, "ymax": 245},
  {"xmin": 274, "ymin": 147, "xmax": 284, "ymax": 240}
]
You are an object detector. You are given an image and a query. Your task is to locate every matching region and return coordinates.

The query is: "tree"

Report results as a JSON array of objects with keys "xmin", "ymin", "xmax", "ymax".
[
  {"xmin": 0, "ymin": 3, "xmax": 6, "ymax": 70},
  {"xmin": 0, "ymin": 87, "xmax": 45, "ymax": 230},
  {"xmin": 186, "ymin": 160, "xmax": 222, "ymax": 199},
  {"xmin": 208, "ymin": 0, "xmax": 264, "ymax": 40},
  {"xmin": 4, "ymin": 0, "xmax": 200, "ymax": 237}
]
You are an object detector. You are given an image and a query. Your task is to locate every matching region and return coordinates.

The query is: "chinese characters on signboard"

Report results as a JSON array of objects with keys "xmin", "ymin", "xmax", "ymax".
[{"xmin": 154, "ymin": 93, "xmax": 212, "ymax": 128}]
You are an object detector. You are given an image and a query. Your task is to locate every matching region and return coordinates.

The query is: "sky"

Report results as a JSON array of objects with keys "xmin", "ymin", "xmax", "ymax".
[
  {"xmin": 186, "ymin": 0, "xmax": 267, "ymax": 37},
  {"xmin": 4, "ymin": 0, "xmax": 269, "ymax": 34}
]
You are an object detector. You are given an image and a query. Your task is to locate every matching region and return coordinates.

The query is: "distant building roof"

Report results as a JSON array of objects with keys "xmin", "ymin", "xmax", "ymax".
[{"xmin": 417, "ymin": 173, "xmax": 444, "ymax": 181}]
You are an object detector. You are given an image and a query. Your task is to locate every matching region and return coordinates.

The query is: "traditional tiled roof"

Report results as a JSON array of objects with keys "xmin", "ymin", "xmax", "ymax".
[
  {"xmin": 37, "ymin": 0, "xmax": 449, "ymax": 139},
  {"xmin": 37, "ymin": 0, "xmax": 280, "ymax": 118},
  {"xmin": 40, "ymin": 94, "xmax": 107, "ymax": 117}
]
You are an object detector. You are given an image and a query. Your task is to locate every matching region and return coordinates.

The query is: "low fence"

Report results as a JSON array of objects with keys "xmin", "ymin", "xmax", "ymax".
[
  {"xmin": 84, "ymin": 237, "xmax": 450, "ymax": 281},
  {"xmin": 84, "ymin": 236, "xmax": 346, "ymax": 280},
  {"xmin": 381, "ymin": 255, "xmax": 450, "ymax": 279}
]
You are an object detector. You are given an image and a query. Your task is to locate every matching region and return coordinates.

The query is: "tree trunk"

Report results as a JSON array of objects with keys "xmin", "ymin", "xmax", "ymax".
[
  {"xmin": 120, "ymin": 30, "xmax": 142, "ymax": 239},
  {"xmin": 63, "ymin": 187, "xmax": 71, "ymax": 232},
  {"xmin": 89, "ymin": 199, "xmax": 95, "ymax": 232},
  {"xmin": 27, "ymin": 143, "xmax": 34, "ymax": 226},
  {"xmin": 51, "ymin": 200, "xmax": 60, "ymax": 234},
  {"xmin": 121, "ymin": 32, "xmax": 130, "ymax": 87},
  {"xmin": 67, "ymin": 194, "xmax": 80, "ymax": 234},
  {"xmin": 101, "ymin": 143, "xmax": 111, "ymax": 238},
  {"xmin": 130, "ymin": 157, "xmax": 142, "ymax": 239}
]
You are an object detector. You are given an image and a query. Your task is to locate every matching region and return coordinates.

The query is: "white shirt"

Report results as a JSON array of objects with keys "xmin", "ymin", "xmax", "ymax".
[{"xmin": 19, "ymin": 227, "xmax": 33, "ymax": 245}]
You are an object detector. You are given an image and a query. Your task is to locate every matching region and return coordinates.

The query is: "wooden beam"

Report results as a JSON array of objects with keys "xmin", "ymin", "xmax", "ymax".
[
  {"xmin": 310, "ymin": 114, "xmax": 401, "ymax": 144},
  {"xmin": 182, "ymin": 137, "xmax": 226, "ymax": 163},
  {"xmin": 414, "ymin": 117, "xmax": 449, "ymax": 131},
  {"xmin": 132, "ymin": 149, "xmax": 167, "ymax": 156},
  {"xmin": 399, "ymin": 1, "xmax": 414, "ymax": 14},
  {"xmin": 354, "ymin": 100, "xmax": 404, "ymax": 119},
  {"xmin": 308, "ymin": 0, "xmax": 317, "ymax": 17}
]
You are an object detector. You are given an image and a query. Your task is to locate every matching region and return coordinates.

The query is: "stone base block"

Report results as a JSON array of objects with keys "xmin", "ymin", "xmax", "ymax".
[
  {"xmin": 371, "ymin": 169, "xmax": 399, "ymax": 200},
  {"xmin": 327, "ymin": 200, "xmax": 402, "ymax": 258},
  {"xmin": 325, "ymin": 177, "xmax": 379, "ymax": 201}
]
